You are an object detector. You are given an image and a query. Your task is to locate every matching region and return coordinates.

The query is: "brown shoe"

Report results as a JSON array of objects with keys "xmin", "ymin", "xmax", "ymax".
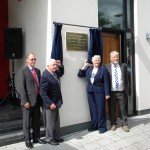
[
  {"xmin": 122, "ymin": 126, "xmax": 129, "ymax": 132},
  {"xmin": 111, "ymin": 125, "xmax": 116, "ymax": 131}
]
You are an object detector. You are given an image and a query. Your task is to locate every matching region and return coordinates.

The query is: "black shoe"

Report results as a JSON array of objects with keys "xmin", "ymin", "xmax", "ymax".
[
  {"xmin": 47, "ymin": 139, "xmax": 59, "ymax": 145},
  {"xmin": 25, "ymin": 141, "xmax": 33, "ymax": 149},
  {"xmin": 55, "ymin": 138, "xmax": 64, "ymax": 142},
  {"xmin": 33, "ymin": 138, "xmax": 46, "ymax": 144},
  {"xmin": 88, "ymin": 127, "xmax": 97, "ymax": 131}
]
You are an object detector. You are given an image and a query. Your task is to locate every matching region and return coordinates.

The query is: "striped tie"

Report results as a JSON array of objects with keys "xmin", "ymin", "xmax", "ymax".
[{"xmin": 114, "ymin": 65, "xmax": 119, "ymax": 90}]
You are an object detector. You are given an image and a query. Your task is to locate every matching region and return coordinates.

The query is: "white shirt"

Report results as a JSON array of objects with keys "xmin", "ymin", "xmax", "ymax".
[
  {"xmin": 90, "ymin": 68, "xmax": 98, "ymax": 84},
  {"xmin": 111, "ymin": 63, "xmax": 124, "ymax": 91}
]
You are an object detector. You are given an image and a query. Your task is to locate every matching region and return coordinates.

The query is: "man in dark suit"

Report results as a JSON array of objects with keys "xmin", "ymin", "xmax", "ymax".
[
  {"xmin": 19, "ymin": 53, "xmax": 45, "ymax": 149},
  {"xmin": 40, "ymin": 59, "xmax": 64, "ymax": 145},
  {"xmin": 105, "ymin": 51, "xmax": 129, "ymax": 132}
]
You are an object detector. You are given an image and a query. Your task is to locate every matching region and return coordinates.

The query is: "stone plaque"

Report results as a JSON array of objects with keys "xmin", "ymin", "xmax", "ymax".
[{"xmin": 66, "ymin": 32, "xmax": 88, "ymax": 51}]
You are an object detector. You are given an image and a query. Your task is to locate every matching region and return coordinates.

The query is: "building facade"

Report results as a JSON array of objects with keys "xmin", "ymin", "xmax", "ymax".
[{"xmin": 0, "ymin": 0, "xmax": 150, "ymax": 134}]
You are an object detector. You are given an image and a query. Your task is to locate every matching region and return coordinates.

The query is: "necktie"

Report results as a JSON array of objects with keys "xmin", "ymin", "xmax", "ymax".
[
  {"xmin": 32, "ymin": 68, "xmax": 39, "ymax": 94},
  {"xmin": 53, "ymin": 73, "xmax": 60, "ymax": 85},
  {"xmin": 114, "ymin": 65, "xmax": 119, "ymax": 90}
]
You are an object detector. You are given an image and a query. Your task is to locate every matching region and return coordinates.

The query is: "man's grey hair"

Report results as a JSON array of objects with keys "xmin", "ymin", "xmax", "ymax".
[{"xmin": 110, "ymin": 51, "xmax": 119, "ymax": 57}]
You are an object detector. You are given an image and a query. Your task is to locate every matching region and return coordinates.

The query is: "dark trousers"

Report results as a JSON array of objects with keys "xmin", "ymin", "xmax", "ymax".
[
  {"xmin": 22, "ymin": 96, "xmax": 41, "ymax": 142},
  {"xmin": 87, "ymin": 92, "xmax": 106, "ymax": 131},
  {"xmin": 108, "ymin": 91, "xmax": 128, "ymax": 126}
]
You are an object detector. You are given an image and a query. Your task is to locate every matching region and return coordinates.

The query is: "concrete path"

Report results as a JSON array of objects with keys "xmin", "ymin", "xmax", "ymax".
[{"xmin": 1, "ymin": 114, "xmax": 150, "ymax": 150}]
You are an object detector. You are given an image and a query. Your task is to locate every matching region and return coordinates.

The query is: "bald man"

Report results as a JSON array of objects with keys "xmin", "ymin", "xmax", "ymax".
[{"xmin": 40, "ymin": 59, "xmax": 64, "ymax": 146}]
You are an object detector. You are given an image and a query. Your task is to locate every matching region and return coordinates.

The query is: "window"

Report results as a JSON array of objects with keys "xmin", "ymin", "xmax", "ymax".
[{"xmin": 98, "ymin": 0, "xmax": 124, "ymax": 29}]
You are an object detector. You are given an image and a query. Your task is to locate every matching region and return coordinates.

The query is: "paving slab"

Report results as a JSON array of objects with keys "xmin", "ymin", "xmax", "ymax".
[{"xmin": 1, "ymin": 114, "xmax": 150, "ymax": 150}]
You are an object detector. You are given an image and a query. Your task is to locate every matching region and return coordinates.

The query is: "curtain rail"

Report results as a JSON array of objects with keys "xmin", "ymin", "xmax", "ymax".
[{"xmin": 53, "ymin": 21, "xmax": 101, "ymax": 29}]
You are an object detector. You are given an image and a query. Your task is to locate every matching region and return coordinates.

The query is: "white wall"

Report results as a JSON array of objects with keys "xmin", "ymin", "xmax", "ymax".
[
  {"xmin": 51, "ymin": 0, "xmax": 98, "ymax": 127},
  {"xmin": 8, "ymin": 0, "xmax": 48, "ymax": 87},
  {"xmin": 134, "ymin": 0, "xmax": 150, "ymax": 111},
  {"xmin": 8, "ymin": 0, "xmax": 98, "ymax": 127}
]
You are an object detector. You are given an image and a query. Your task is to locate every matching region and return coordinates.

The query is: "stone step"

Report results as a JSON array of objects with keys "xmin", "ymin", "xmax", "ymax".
[
  {"xmin": 0, "ymin": 130, "xmax": 24, "ymax": 147},
  {"xmin": 0, "ymin": 104, "xmax": 46, "ymax": 147},
  {"xmin": 0, "ymin": 128, "xmax": 45, "ymax": 147},
  {"xmin": 0, "ymin": 105, "xmax": 22, "ymax": 123},
  {"xmin": 0, "ymin": 120, "xmax": 23, "ymax": 134},
  {"xmin": 0, "ymin": 115, "xmax": 22, "ymax": 123}
]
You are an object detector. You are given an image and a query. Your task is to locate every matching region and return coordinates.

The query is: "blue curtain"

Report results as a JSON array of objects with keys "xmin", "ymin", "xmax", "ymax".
[
  {"xmin": 51, "ymin": 23, "xmax": 63, "ymax": 64},
  {"xmin": 87, "ymin": 28, "xmax": 103, "ymax": 63}
]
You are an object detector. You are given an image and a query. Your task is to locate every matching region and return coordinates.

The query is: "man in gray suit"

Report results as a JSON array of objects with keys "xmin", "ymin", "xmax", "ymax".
[
  {"xmin": 19, "ymin": 53, "xmax": 45, "ymax": 149},
  {"xmin": 105, "ymin": 51, "xmax": 129, "ymax": 132}
]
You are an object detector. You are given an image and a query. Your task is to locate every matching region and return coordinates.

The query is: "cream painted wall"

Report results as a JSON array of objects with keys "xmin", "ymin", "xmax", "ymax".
[
  {"xmin": 8, "ymin": 0, "xmax": 99, "ymax": 127},
  {"xmin": 134, "ymin": 0, "xmax": 150, "ymax": 111},
  {"xmin": 8, "ymin": 0, "xmax": 48, "ymax": 82},
  {"xmin": 50, "ymin": 0, "xmax": 98, "ymax": 127}
]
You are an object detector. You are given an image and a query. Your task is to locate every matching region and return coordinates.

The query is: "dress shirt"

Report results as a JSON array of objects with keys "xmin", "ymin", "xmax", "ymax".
[
  {"xmin": 90, "ymin": 68, "xmax": 98, "ymax": 84},
  {"xmin": 111, "ymin": 63, "xmax": 124, "ymax": 91}
]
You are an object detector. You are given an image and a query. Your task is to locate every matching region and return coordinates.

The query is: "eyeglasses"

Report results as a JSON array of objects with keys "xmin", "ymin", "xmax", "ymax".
[{"xmin": 30, "ymin": 58, "xmax": 36, "ymax": 61}]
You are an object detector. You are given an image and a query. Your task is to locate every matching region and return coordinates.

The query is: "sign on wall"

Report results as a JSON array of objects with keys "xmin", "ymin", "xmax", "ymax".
[{"xmin": 66, "ymin": 32, "xmax": 88, "ymax": 51}]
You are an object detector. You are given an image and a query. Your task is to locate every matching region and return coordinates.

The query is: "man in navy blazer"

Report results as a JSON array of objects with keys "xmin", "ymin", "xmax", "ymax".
[
  {"xmin": 78, "ymin": 55, "xmax": 110, "ymax": 133},
  {"xmin": 40, "ymin": 59, "xmax": 64, "ymax": 145},
  {"xmin": 19, "ymin": 53, "xmax": 45, "ymax": 149},
  {"xmin": 105, "ymin": 51, "xmax": 129, "ymax": 132}
]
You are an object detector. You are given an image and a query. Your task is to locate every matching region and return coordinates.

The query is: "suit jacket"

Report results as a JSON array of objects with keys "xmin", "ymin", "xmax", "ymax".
[
  {"xmin": 78, "ymin": 65, "xmax": 110, "ymax": 96},
  {"xmin": 105, "ymin": 63, "xmax": 128, "ymax": 91},
  {"xmin": 56, "ymin": 65, "xmax": 64, "ymax": 77},
  {"xmin": 19, "ymin": 66, "xmax": 42, "ymax": 106},
  {"xmin": 40, "ymin": 69, "xmax": 62, "ymax": 109}
]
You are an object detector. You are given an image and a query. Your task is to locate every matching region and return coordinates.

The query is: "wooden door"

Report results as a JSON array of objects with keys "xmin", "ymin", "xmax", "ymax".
[
  {"xmin": 102, "ymin": 33, "xmax": 120, "ymax": 64},
  {"xmin": 102, "ymin": 32, "xmax": 121, "ymax": 119}
]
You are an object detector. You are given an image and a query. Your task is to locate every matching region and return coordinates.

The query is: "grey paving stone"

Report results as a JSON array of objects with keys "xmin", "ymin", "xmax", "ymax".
[{"xmin": 1, "ymin": 114, "xmax": 150, "ymax": 150}]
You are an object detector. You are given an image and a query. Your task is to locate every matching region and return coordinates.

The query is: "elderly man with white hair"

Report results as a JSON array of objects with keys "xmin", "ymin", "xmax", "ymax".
[
  {"xmin": 40, "ymin": 59, "xmax": 64, "ymax": 145},
  {"xmin": 78, "ymin": 55, "xmax": 110, "ymax": 133},
  {"xmin": 106, "ymin": 51, "xmax": 129, "ymax": 132}
]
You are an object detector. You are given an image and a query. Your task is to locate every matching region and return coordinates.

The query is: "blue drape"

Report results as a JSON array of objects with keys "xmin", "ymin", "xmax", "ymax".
[
  {"xmin": 88, "ymin": 28, "xmax": 103, "ymax": 63},
  {"xmin": 51, "ymin": 23, "xmax": 63, "ymax": 64}
]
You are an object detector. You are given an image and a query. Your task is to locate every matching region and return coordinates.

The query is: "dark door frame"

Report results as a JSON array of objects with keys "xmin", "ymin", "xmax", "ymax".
[{"xmin": 102, "ymin": 27, "xmax": 136, "ymax": 116}]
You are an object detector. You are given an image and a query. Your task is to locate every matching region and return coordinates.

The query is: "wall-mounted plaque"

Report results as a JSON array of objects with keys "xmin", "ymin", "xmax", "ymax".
[{"xmin": 66, "ymin": 32, "xmax": 88, "ymax": 51}]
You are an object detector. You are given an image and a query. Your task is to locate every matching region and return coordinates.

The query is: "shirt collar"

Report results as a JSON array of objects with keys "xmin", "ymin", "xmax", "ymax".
[
  {"xmin": 47, "ymin": 69, "xmax": 55, "ymax": 75},
  {"xmin": 111, "ymin": 63, "xmax": 118, "ymax": 67},
  {"xmin": 28, "ymin": 65, "xmax": 35, "ymax": 71}
]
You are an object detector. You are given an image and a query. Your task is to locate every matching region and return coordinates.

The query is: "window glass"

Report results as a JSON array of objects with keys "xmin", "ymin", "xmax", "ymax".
[
  {"xmin": 98, "ymin": 0, "xmax": 123, "ymax": 29},
  {"xmin": 126, "ymin": 32, "xmax": 134, "ymax": 115},
  {"xmin": 127, "ymin": 0, "xmax": 132, "ymax": 29}
]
